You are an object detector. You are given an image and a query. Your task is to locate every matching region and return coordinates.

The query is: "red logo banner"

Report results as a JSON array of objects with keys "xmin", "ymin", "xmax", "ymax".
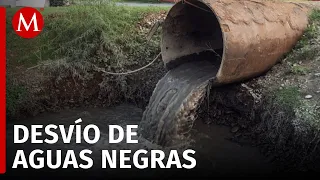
[{"xmin": 12, "ymin": 7, "xmax": 44, "ymax": 39}]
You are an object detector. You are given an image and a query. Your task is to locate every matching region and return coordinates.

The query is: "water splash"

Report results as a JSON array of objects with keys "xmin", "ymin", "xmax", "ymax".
[{"xmin": 139, "ymin": 59, "xmax": 219, "ymax": 147}]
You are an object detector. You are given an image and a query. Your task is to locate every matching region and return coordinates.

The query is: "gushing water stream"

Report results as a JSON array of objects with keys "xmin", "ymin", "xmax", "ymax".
[{"xmin": 139, "ymin": 59, "xmax": 219, "ymax": 146}]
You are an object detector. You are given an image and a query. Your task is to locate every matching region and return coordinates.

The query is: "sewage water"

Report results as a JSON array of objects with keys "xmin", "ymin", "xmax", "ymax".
[
  {"xmin": 139, "ymin": 59, "xmax": 219, "ymax": 146},
  {"xmin": 6, "ymin": 57, "xmax": 275, "ymax": 177},
  {"xmin": 6, "ymin": 104, "xmax": 274, "ymax": 177}
]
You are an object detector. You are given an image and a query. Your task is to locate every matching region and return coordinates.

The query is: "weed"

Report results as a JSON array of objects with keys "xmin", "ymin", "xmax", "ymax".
[
  {"xmin": 119, "ymin": 0, "xmax": 160, "ymax": 3},
  {"xmin": 286, "ymin": 9, "xmax": 320, "ymax": 63},
  {"xmin": 309, "ymin": 9, "xmax": 320, "ymax": 22},
  {"xmin": 6, "ymin": 3, "xmax": 168, "ymax": 119},
  {"xmin": 272, "ymin": 86, "xmax": 301, "ymax": 109},
  {"xmin": 7, "ymin": 3, "xmax": 168, "ymax": 69},
  {"xmin": 291, "ymin": 64, "xmax": 309, "ymax": 75},
  {"xmin": 49, "ymin": 0, "xmax": 69, "ymax": 6},
  {"xmin": 295, "ymin": 101, "xmax": 320, "ymax": 131},
  {"xmin": 300, "ymin": 9, "xmax": 320, "ymax": 44},
  {"xmin": 256, "ymin": 9, "xmax": 320, "ymax": 167},
  {"xmin": 6, "ymin": 84, "xmax": 27, "ymax": 118}
]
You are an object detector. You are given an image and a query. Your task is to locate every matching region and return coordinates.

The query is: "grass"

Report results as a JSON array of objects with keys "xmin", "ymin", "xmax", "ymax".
[
  {"xmin": 273, "ymin": 9, "xmax": 320, "ymax": 126},
  {"xmin": 118, "ymin": 0, "xmax": 161, "ymax": 3},
  {"xmin": 257, "ymin": 9, "xmax": 320, "ymax": 166},
  {"xmin": 290, "ymin": 64, "xmax": 309, "ymax": 75},
  {"xmin": 69, "ymin": 0, "xmax": 164, "ymax": 5},
  {"xmin": 296, "ymin": 10, "xmax": 320, "ymax": 48},
  {"xmin": 310, "ymin": 8, "xmax": 320, "ymax": 21},
  {"xmin": 7, "ymin": 4, "xmax": 167, "ymax": 67},
  {"xmin": 6, "ymin": 7, "xmax": 69, "ymax": 118},
  {"xmin": 286, "ymin": 9, "xmax": 320, "ymax": 63},
  {"xmin": 6, "ymin": 3, "xmax": 169, "ymax": 118},
  {"xmin": 6, "ymin": 7, "xmax": 67, "ymax": 66},
  {"xmin": 6, "ymin": 83, "xmax": 27, "ymax": 118},
  {"xmin": 273, "ymin": 86, "xmax": 302, "ymax": 109}
]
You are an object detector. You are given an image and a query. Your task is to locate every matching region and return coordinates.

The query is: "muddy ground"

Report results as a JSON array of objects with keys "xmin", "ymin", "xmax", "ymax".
[
  {"xmin": 6, "ymin": 53, "xmax": 320, "ymax": 176},
  {"xmin": 6, "ymin": 104, "xmax": 276, "ymax": 177}
]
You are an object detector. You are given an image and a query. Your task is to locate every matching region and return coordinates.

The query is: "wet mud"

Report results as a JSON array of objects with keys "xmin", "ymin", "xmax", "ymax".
[{"xmin": 6, "ymin": 104, "xmax": 274, "ymax": 177}]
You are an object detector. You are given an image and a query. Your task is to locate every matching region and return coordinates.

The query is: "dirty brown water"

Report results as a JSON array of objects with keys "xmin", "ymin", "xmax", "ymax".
[
  {"xmin": 139, "ymin": 59, "xmax": 219, "ymax": 147},
  {"xmin": 6, "ymin": 104, "xmax": 275, "ymax": 177},
  {"xmin": 6, "ymin": 59, "xmax": 276, "ymax": 177}
]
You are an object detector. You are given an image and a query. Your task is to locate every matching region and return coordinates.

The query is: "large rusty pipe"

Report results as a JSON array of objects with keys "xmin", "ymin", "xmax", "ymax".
[{"xmin": 161, "ymin": 0, "xmax": 311, "ymax": 84}]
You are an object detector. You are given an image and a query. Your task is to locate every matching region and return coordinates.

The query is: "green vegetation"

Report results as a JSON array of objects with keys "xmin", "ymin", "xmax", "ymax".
[
  {"xmin": 6, "ymin": 84, "xmax": 27, "ymax": 118},
  {"xmin": 258, "ymin": 9, "xmax": 320, "ymax": 166},
  {"xmin": 287, "ymin": 9, "xmax": 320, "ymax": 62},
  {"xmin": 7, "ymin": 4, "xmax": 167, "ymax": 67},
  {"xmin": 6, "ymin": 7, "xmax": 66, "ymax": 66},
  {"xmin": 272, "ymin": 86, "xmax": 301, "ymax": 109},
  {"xmin": 309, "ymin": 8, "xmax": 320, "ymax": 22},
  {"xmin": 295, "ymin": 101, "xmax": 320, "ymax": 131},
  {"xmin": 118, "ymin": 0, "xmax": 161, "ymax": 3},
  {"xmin": 271, "ymin": 9, "xmax": 320, "ymax": 127},
  {"xmin": 290, "ymin": 64, "xmax": 309, "ymax": 75},
  {"xmin": 6, "ymin": 3, "xmax": 169, "ymax": 118},
  {"xmin": 49, "ymin": 0, "xmax": 69, "ymax": 6}
]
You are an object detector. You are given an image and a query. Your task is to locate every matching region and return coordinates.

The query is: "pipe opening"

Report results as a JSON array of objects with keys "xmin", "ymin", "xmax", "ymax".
[{"xmin": 161, "ymin": 0, "xmax": 224, "ymax": 69}]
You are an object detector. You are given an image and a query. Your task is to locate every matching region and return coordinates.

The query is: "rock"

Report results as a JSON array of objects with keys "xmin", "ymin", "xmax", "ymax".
[
  {"xmin": 305, "ymin": 95, "xmax": 313, "ymax": 99},
  {"xmin": 315, "ymin": 73, "xmax": 320, "ymax": 77},
  {"xmin": 231, "ymin": 126, "xmax": 240, "ymax": 133}
]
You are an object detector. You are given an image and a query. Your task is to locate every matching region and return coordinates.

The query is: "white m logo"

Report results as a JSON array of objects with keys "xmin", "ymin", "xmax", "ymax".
[{"xmin": 16, "ymin": 13, "xmax": 41, "ymax": 32}]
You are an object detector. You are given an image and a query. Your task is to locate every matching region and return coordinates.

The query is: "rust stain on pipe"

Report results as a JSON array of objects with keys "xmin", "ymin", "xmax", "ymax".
[{"xmin": 161, "ymin": 0, "xmax": 312, "ymax": 84}]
